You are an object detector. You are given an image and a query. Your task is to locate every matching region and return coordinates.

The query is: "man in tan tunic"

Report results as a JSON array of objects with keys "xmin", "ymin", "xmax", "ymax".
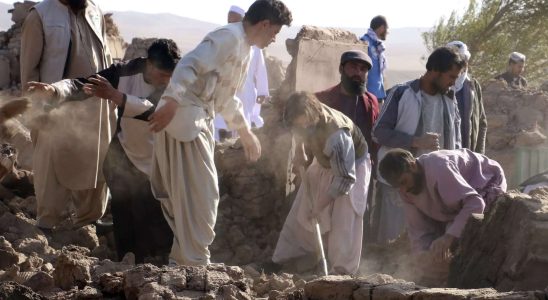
[
  {"xmin": 148, "ymin": 0, "xmax": 292, "ymax": 266},
  {"xmin": 20, "ymin": 0, "xmax": 115, "ymax": 229}
]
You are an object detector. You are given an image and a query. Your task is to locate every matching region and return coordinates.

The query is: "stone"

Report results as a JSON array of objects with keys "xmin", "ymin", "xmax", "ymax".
[
  {"xmin": 74, "ymin": 286, "xmax": 103, "ymax": 299},
  {"xmin": 0, "ymin": 248, "xmax": 20, "ymax": 269},
  {"xmin": 98, "ymin": 272, "xmax": 124, "ymax": 295},
  {"xmin": 123, "ymin": 264, "xmax": 161, "ymax": 299},
  {"xmin": 304, "ymin": 276, "xmax": 359, "ymax": 299},
  {"xmin": 23, "ymin": 271, "xmax": 54, "ymax": 292},
  {"xmin": 53, "ymin": 247, "xmax": 93, "ymax": 290},
  {"xmin": 449, "ymin": 192, "xmax": 548, "ymax": 291},
  {"xmin": 50, "ymin": 225, "xmax": 100, "ymax": 251},
  {"xmin": 0, "ymin": 281, "xmax": 46, "ymax": 300}
]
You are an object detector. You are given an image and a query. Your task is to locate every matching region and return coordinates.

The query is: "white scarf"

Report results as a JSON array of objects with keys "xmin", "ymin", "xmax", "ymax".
[
  {"xmin": 454, "ymin": 68, "xmax": 469, "ymax": 92},
  {"xmin": 366, "ymin": 28, "xmax": 386, "ymax": 71}
]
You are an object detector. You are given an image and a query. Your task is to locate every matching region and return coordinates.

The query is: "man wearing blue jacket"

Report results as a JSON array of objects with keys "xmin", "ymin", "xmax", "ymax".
[{"xmin": 361, "ymin": 16, "xmax": 388, "ymax": 104}]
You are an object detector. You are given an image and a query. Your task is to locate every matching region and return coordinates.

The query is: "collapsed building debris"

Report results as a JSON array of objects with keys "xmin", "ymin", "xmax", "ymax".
[{"xmin": 484, "ymin": 80, "xmax": 548, "ymax": 186}]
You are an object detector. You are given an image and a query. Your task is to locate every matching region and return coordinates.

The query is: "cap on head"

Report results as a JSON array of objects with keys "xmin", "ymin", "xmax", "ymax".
[
  {"xmin": 229, "ymin": 5, "xmax": 245, "ymax": 17},
  {"xmin": 340, "ymin": 50, "xmax": 372, "ymax": 70},
  {"xmin": 509, "ymin": 51, "xmax": 526, "ymax": 63},
  {"xmin": 446, "ymin": 41, "xmax": 471, "ymax": 61}
]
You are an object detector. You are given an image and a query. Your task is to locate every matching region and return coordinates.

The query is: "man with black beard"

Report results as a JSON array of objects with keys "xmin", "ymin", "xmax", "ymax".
[
  {"xmin": 378, "ymin": 148, "xmax": 506, "ymax": 281},
  {"xmin": 315, "ymin": 50, "xmax": 379, "ymax": 165},
  {"xmin": 371, "ymin": 47, "xmax": 464, "ymax": 245},
  {"xmin": 21, "ymin": 0, "xmax": 114, "ymax": 230}
]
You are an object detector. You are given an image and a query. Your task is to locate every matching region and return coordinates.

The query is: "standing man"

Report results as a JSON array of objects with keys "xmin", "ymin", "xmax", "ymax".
[
  {"xmin": 360, "ymin": 16, "xmax": 388, "ymax": 104},
  {"xmin": 21, "ymin": 0, "xmax": 115, "ymax": 230},
  {"xmin": 446, "ymin": 41, "xmax": 487, "ymax": 154},
  {"xmin": 27, "ymin": 39, "xmax": 180, "ymax": 263},
  {"xmin": 315, "ymin": 50, "xmax": 379, "ymax": 164},
  {"xmin": 214, "ymin": 5, "xmax": 271, "ymax": 141},
  {"xmin": 148, "ymin": 0, "xmax": 292, "ymax": 266},
  {"xmin": 273, "ymin": 92, "xmax": 371, "ymax": 275},
  {"xmin": 495, "ymin": 52, "xmax": 528, "ymax": 89},
  {"xmin": 372, "ymin": 47, "xmax": 464, "ymax": 244}
]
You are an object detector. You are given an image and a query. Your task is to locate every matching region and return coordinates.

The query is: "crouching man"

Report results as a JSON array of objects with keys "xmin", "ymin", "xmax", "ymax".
[
  {"xmin": 273, "ymin": 92, "xmax": 371, "ymax": 275},
  {"xmin": 378, "ymin": 148, "xmax": 506, "ymax": 281}
]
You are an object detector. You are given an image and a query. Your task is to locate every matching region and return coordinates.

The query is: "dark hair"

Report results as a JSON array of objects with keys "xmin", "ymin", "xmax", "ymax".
[
  {"xmin": 147, "ymin": 39, "xmax": 181, "ymax": 71},
  {"xmin": 282, "ymin": 91, "xmax": 322, "ymax": 127},
  {"xmin": 370, "ymin": 15, "xmax": 387, "ymax": 30},
  {"xmin": 426, "ymin": 46, "xmax": 466, "ymax": 73},
  {"xmin": 379, "ymin": 148, "xmax": 416, "ymax": 187},
  {"xmin": 244, "ymin": 0, "xmax": 292, "ymax": 26}
]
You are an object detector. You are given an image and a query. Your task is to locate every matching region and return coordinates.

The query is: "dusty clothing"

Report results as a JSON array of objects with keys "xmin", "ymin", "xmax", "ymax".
[
  {"xmin": 104, "ymin": 136, "xmax": 172, "ymax": 263},
  {"xmin": 315, "ymin": 84, "xmax": 379, "ymax": 163},
  {"xmin": 214, "ymin": 45, "xmax": 269, "ymax": 136},
  {"xmin": 53, "ymin": 57, "xmax": 172, "ymax": 262},
  {"xmin": 20, "ymin": 0, "xmax": 115, "ymax": 228},
  {"xmin": 273, "ymin": 134, "xmax": 371, "ymax": 274},
  {"xmin": 495, "ymin": 72, "xmax": 527, "ymax": 89},
  {"xmin": 402, "ymin": 149, "xmax": 507, "ymax": 252},
  {"xmin": 456, "ymin": 78, "xmax": 487, "ymax": 153},
  {"xmin": 150, "ymin": 22, "xmax": 251, "ymax": 265}
]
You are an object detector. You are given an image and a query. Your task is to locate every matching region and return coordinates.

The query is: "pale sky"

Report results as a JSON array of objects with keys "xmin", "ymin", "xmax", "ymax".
[{"xmin": 3, "ymin": 0, "xmax": 471, "ymax": 28}]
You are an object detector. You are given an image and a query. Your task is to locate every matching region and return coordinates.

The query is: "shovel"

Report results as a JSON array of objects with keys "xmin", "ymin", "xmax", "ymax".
[{"xmin": 299, "ymin": 166, "xmax": 328, "ymax": 276}]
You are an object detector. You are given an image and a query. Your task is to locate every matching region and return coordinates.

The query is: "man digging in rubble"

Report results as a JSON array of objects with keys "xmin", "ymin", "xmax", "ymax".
[
  {"xmin": 315, "ymin": 50, "xmax": 379, "ymax": 244},
  {"xmin": 378, "ymin": 148, "xmax": 506, "ymax": 280},
  {"xmin": 147, "ymin": 0, "xmax": 292, "ymax": 266},
  {"xmin": 27, "ymin": 39, "xmax": 180, "ymax": 264},
  {"xmin": 495, "ymin": 52, "xmax": 528, "ymax": 89},
  {"xmin": 21, "ymin": 0, "xmax": 115, "ymax": 230},
  {"xmin": 272, "ymin": 92, "xmax": 371, "ymax": 275}
]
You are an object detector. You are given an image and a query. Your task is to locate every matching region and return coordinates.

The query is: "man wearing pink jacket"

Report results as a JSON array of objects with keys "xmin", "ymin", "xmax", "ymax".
[{"xmin": 378, "ymin": 148, "xmax": 506, "ymax": 260}]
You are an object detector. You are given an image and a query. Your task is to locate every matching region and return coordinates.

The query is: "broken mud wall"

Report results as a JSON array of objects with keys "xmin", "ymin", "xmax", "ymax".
[
  {"xmin": 449, "ymin": 190, "xmax": 548, "ymax": 291},
  {"xmin": 123, "ymin": 37, "xmax": 158, "ymax": 61},
  {"xmin": 484, "ymin": 80, "xmax": 548, "ymax": 187}
]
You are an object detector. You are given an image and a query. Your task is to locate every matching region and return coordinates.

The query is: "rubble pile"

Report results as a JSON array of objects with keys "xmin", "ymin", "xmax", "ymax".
[
  {"xmin": 450, "ymin": 190, "xmax": 548, "ymax": 291},
  {"xmin": 484, "ymin": 79, "xmax": 548, "ymax": 186},
  {"xmin": 0, "ymin": 1, "xmax": 36, "ymax": 93},
  {"xmin": 264, "ymin": 54, "xmax": 286, "ymax": 92}
]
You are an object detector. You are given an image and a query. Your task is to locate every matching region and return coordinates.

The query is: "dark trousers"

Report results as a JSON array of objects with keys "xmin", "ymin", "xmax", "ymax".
[{"xmin": 103, "ymin": 136, "xmax": 173, "ymax": 263}]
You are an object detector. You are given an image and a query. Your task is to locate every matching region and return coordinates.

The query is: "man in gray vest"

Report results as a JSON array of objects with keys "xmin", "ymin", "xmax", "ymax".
[{"xmin": 21, "ymin": 0, "xmax": 115, "ymax": 230}]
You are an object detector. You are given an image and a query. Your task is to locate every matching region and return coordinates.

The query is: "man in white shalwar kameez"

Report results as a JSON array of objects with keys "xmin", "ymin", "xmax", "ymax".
[
  {"xmin": 214, "ymin": 5, "xmax": 271, "ymax": 141},
  {"xmin": 272, "ymin": 92, "xmax": 371, "ymax": 275},
  {"xmin": 148, "ymin": 0, "xmax": 292, "ymax": 266}
]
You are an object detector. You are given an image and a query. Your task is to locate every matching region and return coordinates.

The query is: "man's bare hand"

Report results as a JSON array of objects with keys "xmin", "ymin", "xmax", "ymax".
[
  {"xmin": 149, "ymin": 97, "xmax": 178, "ymax": 132},
  {"xmin": 429, "ymin": 234, "xmax": 455, "ymax": 263},
  {"xmin": 26, "ymin": 81, "xmax": 56, "ymax": 99},
  {"xmin": 84, "ymin": 75, "xmax": 124, "ymax": 105},
  {"xmin": 412, "ymin": 132, "xmax": 440, "ymax": 150},
  {"xmin": 237, "ymin": 128, "xmax": 261, "ymax": 162}
]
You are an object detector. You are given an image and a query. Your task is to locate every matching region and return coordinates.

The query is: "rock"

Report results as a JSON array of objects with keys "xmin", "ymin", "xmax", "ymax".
[
  {"xmin": 53, "ymin": 246, "xmax": 93, "ymax": 290},
  {"xmin": 50, "ymin": 225, "xmax": 100, "ymax": 250},
  {"xmin": 74, "ymin": 286, "xmax": 103, "ymax": 299},
  {"xmin": 139, "ymin": 282, "xmax": 176, "ymax": 299},
  {"xmin": 218, "ymin": 284, "xmax": 253, "ymax": 300},
  {"xmin": 91, "ymin": 258, "xmax": 134, "ymax": 280},
  {"xmin": 0, "ymin": 281, "xmax": 46, "ymax": 300},
  {"xmin": 12, "ymin": 238, "xmax": 54, "ymax": 256},
  {"xmin": 20, "ymin": 252, "xmax": 43, "ymax": 272},
  {"xmin": 0, "ymin": 248, "xmax": 21, "ymax": 269},
  {"xmin": 449, "ymin": 192, "xmax": 548, "ymax": 291},
  {"xmin": 304, "ymin": 276, "xmax": 359, "ymax": 299},
  {"xmin": 23, "ymin": 271, "xmax": 54, "ymax": 292},
  {"xmin": 0, "ymin": 212, "xmax": 47, "ymax": 244},
  {"xmin": 98, "ymin": 272, "xmax": 124, "ymax": 295},
  {"xmin": 123, "ymin": 264, "xmax": 161, "ymax": 299}
]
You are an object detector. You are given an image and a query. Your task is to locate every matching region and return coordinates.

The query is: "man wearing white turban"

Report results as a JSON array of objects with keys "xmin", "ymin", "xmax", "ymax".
[{"xmin": 495, "ymin": 51, "xmax": 528, "ymax": 89}]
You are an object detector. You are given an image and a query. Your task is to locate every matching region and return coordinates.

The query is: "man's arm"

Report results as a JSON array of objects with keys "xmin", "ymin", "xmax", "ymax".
[
  {"xmin": 20, "ymin": 10, "xmax": 44, "ymax": 92},
  {"xmin": 372, "ymin": 85, "xmax": 414, "ymax": 149},
  {"xmin": 324, "ymin": 129, "xmax": 357, "ymax": 199}
]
